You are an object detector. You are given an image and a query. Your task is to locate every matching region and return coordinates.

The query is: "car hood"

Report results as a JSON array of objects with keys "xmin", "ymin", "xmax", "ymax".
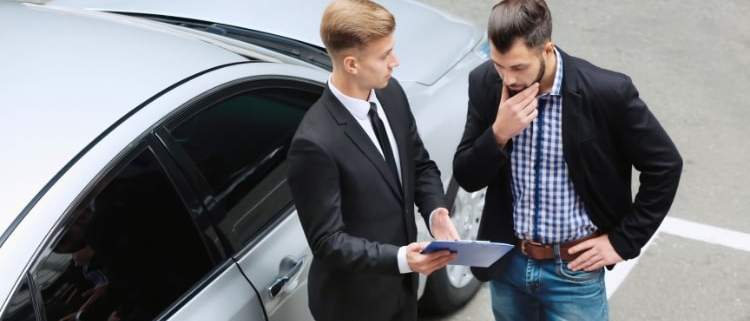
[{"xmin": 48, "ymin": 0, "xmax": 483, "ymax": 85}]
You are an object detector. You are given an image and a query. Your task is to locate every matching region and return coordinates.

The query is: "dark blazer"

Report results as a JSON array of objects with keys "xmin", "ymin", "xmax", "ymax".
[
  {"xmin": 287, "ymin": 78, "xmax": 446, "ymax": 321},
  {"xmin": 453, "ymin": 48, "xmax": 682, "ymax": 281}
]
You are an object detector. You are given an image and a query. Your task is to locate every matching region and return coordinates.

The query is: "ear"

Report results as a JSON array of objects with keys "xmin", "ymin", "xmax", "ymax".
[
  {"xmin": 544, "ymin": 41, "xmax": 555, "ymax": 55},
  {"xmin": 342, "ymin": 55, "xmax": 358, "ymax": 75}
]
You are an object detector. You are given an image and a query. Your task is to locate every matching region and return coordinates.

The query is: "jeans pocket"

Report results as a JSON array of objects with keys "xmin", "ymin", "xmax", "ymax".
[{"xmin": 556, "ymin": 262, "xmax": 603, "ymax": 283}]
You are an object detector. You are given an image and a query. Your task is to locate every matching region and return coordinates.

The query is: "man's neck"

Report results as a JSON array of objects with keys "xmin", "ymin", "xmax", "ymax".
[
  {"xmin": 539, "ymin": 51, "xmax": 558, "ymax": 94},
  {"xmin": 331, "ymin": 71, "xmax": 371, "ymax": 101}
]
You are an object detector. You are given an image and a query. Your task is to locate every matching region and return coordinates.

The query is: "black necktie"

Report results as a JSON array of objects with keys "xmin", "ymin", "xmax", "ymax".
[{"xmin": 368, "ymin": 102, "xmax": 401, "ymax": 186}]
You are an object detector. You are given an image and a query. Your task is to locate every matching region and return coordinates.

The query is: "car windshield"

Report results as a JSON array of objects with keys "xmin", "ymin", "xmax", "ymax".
[{"xmin": 122, "ymin": 13, "xmax": 332, "ymax": 70}]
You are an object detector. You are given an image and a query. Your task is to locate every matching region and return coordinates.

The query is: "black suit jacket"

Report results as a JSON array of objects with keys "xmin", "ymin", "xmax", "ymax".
[
  {"xmin": 287, "ymin": 78, "xmax": 446, "ymax": 321},
  {"xmin": 453, "ymin": 48, "xmax": 682, "ymax": 281}
]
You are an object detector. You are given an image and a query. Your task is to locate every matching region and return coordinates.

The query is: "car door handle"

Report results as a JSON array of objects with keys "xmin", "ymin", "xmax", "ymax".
[{"xmin": 267, "ymin": 255, "xmax": 306, "ymax": 298}]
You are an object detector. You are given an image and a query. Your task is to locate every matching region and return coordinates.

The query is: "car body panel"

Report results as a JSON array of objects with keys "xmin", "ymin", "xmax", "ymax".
[
  {"xmin": 49, "ymin": 0, "xmax": 483, "ymax": 85},
  {"xmin": 163, "ymin": 263, "xmax": 266, "ymax": 321},
  {"xmin": 400, "ymin": 43, "xmax": 488, "ymax": 191},
  {"xmin": 234, "ymin": 212, "xmax": 314, "ymax": 321}
]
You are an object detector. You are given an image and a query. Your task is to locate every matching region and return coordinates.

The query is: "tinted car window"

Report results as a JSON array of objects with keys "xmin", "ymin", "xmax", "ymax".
[
  {"xmin": 31, "ymin": 148, "xmax": 213, "ymax": 321},
  {"xmin": 169, "ymin": 86, "xmax": 317, "ymax": 251},
  {"xmin": 0, "ymin": 278, "xmax": 34, "ymax": 321}
]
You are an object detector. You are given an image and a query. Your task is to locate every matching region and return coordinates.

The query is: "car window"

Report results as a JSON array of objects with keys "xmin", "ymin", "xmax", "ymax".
[
  {"xmin": 167, "ymin": 85, "xmax": 320, "ymax": 252},
  {"xmin": 0, "ymin": 277, "xmax": 34, "ymax": 321},
  {"xmin": 28, "ymin": 148, "xmax": 214, "ymax": 321}
]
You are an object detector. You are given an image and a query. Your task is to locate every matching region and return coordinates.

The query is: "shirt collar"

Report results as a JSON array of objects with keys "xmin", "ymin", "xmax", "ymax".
[
  {"xmin": 540, "ymin": 47, "xmax": 564, "ymax": 98},
  {"xmin": 328, "ymin": 75, "xmax": 380, "ymax": 121},
  {"xmin": 548, "ymin": 47, "xmax": 563, "ymax": 97}
]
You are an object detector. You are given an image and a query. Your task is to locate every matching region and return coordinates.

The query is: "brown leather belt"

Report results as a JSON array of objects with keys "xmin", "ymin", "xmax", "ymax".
[{"xmin": 518, "ymin": 234, "xmax": 599, "ymax": 261}]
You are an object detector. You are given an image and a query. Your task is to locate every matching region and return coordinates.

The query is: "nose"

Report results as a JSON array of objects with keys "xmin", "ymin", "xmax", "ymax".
[
  {"xmin": 390, "ymin": 52, "xmax": 400, "ymax": 69},
  {"xmin": 495, "ymin": 67, "xmax": 515, "ymax": 86},
  {"xmin": 502, "ymin": 73, "xmax": 517, "ymax": 86}
]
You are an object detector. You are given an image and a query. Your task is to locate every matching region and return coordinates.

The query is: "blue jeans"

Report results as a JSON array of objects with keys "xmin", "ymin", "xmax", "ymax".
[{"xmin": 489, "ymin": 246, "xmax": 608, "ymax": 321}]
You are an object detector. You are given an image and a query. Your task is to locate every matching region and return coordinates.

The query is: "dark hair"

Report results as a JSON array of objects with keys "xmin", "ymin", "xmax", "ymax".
[{"xmin": 488, "ymin": 0, "xmax": 552, "ymax": 53}]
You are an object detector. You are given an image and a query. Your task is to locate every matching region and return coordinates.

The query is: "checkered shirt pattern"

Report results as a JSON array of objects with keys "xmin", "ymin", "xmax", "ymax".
[{"xmin": 509, "ymin": 48, "xmax": 598, "ymax": 244}]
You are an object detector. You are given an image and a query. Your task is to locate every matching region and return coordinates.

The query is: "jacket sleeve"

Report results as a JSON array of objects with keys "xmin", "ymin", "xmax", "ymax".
[
  {"xmin": 452, "ymin": 71, "xmax": 510, "ymax": 192},
  {"xmin": 287, "ymin": 136, "xmax": 400, "ymax": 274},
  {"xmin": 405, "ymin": 95, "xmax": 447, "ymax": 227},
  {"xmin": 608, "ymin": 78, "xmax": 683, "ymax": 260}
]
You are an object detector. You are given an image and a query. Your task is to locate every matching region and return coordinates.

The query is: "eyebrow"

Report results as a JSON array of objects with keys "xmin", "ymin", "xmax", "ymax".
[{"xmin": 492, "ymin": 59, "xmax": 526, "ymax": 69}]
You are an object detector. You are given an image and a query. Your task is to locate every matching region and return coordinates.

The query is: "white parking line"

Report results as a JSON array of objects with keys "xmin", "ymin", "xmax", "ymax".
[
  {"xmin": 605, "ymin": 232, "xmax": 659, "ymax": 298},
  {"xmin": 659, "ymin": 216, "xmax": 750, "ymax": 253},
  {"xmin": 605, "ymin": 216, "xmax": 750, "ymax": 298}
]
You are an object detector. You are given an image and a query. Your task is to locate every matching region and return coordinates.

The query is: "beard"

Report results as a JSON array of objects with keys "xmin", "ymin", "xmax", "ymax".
[{"xmin": 508, "ymin": 55, "xmax": 546, "ymax": 97}]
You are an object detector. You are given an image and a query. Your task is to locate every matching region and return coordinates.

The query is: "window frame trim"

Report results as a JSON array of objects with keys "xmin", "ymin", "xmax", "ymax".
[{"xmin": 155, "ymin": 76, "xmax": 323, "ymax": 256}]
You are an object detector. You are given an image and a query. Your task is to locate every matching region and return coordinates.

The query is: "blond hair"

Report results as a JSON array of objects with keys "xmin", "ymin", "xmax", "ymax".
[{"xmin": 320, "ymin": 0, "xmax": 396, "ymax": 56}]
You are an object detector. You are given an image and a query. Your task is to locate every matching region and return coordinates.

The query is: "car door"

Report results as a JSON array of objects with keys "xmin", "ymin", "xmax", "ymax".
[{"xmin": 156, "ymin": 77, "xmax": 324, "ymax": 321}]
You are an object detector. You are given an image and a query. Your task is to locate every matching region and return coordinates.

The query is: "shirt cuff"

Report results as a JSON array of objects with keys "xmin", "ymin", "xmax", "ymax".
[{"xmin": 397, "ymin": 246, "xmax": 413, "ymax": 274}]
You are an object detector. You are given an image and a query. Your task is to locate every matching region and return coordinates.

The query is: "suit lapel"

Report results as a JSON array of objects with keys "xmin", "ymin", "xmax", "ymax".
[
  {"xmin": 322, "ymin": 89, "xmax": 404, "ymax": 202},
  {"xmin": 558, "ymin": 47, "xmax": 597, "ymax": 201},
  {"xmin": 558, "ymin": 47, "xmax": 592, "ymax": 162},
  {"xmin": 561, "ymin": 88, "xmax": 582, "ymax": 165}
]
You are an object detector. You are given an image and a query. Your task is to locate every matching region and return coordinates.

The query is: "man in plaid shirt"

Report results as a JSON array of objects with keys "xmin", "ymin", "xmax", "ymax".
[{"xmin": 452, "ymin": 0, "xmax": 682, "ymax": 319}]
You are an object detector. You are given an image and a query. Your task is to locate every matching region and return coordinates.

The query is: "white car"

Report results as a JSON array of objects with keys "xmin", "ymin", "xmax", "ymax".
[{"xmin": 0, "ymin": 1, "xmax": 488, "ymax": 320}]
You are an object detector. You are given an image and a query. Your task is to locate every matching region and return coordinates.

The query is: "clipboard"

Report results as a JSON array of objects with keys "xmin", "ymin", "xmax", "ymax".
[{"xmin": 421, "ymin": 240, "xmax": 514, "ymax": 267}]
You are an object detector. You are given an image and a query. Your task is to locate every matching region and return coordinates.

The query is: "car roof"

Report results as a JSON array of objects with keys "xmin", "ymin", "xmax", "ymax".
[
  {"xmin": 0, "ymin": 2, "xmax": 247, "ymax": 237},
  {"xmin": 49, "ymin": 0, "xmax": 483, "ymax": 85}
]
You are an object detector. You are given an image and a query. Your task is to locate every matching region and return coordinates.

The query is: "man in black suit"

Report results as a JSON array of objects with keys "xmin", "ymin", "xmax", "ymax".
[
  {"xmin": 286, "ymin": 1, "xmax": 459, "ymax": 321},
  {"xmin": 452, "ymin": 0, "xmax": 682, "ymax": 320}
]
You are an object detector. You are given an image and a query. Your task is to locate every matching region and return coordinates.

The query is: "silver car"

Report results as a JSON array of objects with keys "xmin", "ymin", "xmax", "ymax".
[{"xmin": 0, "ymin": 1, "xmax": 488, "ymax": 320}]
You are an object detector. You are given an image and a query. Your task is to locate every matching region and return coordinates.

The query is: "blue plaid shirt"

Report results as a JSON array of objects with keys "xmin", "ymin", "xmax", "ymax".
[{"xmin": 510, "ymin": 48, "xmax": 597, "ymax": 244}]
